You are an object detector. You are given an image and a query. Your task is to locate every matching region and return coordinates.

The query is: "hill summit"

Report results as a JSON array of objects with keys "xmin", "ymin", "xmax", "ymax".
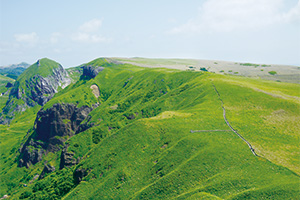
[{"xmin": 0, "ymin": 58, "xmax": 71, "ymax": 124}]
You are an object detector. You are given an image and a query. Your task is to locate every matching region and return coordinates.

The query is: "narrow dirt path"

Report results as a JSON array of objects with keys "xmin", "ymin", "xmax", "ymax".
[
  {"xmin": 190, "ymin": 130, "xmax": 231, "ymax": 133},
  {"xmin": 211, "ymin": 81, "xmax": 258, "ymax": 156}
]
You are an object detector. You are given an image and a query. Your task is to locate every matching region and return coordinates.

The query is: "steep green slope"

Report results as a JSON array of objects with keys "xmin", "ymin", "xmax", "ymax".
[{"xmin": 0, "ymin": 59, "xmax": 299, "ymax": 199}]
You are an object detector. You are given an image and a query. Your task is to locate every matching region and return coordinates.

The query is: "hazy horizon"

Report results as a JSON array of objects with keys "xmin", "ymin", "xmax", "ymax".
[{"xmin": 1, "ymin": 0, "xmax": 299, "ymax": 67}]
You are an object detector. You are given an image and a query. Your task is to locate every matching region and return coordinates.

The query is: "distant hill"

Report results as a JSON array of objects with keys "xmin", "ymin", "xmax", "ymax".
[
  {"xmin": 0, "ymin": 62, "xmax": 30, "ymax": 79},
  {"xmin": 114, "ymin": 57, "xmax": 300, "ymax": 84},
  {"xmin": 0, "ymin": 62, "xmax": 30, "ymax": 69}
]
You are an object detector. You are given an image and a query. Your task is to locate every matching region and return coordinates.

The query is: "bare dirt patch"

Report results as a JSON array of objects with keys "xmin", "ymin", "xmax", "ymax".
[{"xmin": 90, "ymin": 84, "xmax": 100, "ymax": 98}]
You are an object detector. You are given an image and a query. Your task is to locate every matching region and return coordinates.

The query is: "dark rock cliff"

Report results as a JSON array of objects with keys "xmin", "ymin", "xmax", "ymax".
[
  {"xmin": 18, "ymin": 103, "xmax": 98, "ymax": 168},
  {"xmin": 82, "ymin": 65, "xmax": 104, "ymax": 79}
]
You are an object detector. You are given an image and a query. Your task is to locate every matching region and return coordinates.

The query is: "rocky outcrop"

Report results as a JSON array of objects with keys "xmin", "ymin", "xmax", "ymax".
[
  {"xmin": 19, "ymin": 65, "xmax": 71, "ymax": 106},
  {"xmin": 82, "ymin": 65, "xmax": 104, "ymax": 79},
  {"xmin": 60, "ymin": 146, "xmax": 80, "ymax": 169},
  {"xmin": 74, "ymin": 168, "xmax": 89, "ymax": 184},
  {"xmin": 18, "ymin": 139, "xmax": 45, "ymax": 168},
  {"xmin": 25, "ymin": 75, "xmax": 56, "ymax": 106},
  {"xmin": 18, "ymin": 103, "xmax": 98, "ymax": 168},
  {"xmin": 39, "ymin": 164, "xmax": 55, "ymax": 179}
]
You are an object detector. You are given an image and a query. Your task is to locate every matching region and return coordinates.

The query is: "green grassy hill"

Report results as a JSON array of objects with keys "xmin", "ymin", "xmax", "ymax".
[
  {"xmin": 17, "ymin": 58, "xmax": 61, "ymax": 83},
  {"xmin": 0, "ymin": 58, "xmax": 299, "ymax": 199}
]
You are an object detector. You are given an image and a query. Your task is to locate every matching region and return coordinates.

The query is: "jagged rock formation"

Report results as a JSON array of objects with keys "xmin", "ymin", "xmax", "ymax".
[
  {"xmin": 18, "ymin": 139, "xmax": 45, "ymax": 168},
  {"xmin": 82, "ymin": 65, "xmax": 104, "ymax": 79},
  {"xmin": 18, "ymin": 103, "xmax": 98, "ymax": 168},
  {"xmin": 39, "ymin": 164, "xmax": 55, "ymax": 180},
  {"xmin": 60, "ymin": 146, "xmax": 80, "ymax": 169},
  {"xmin": 0, "ymin": 58, "xmax": 71, "ymax": 124},
  {"xmin": 24, "ymin": 67, "xmax": 71, "ymax": 106}
]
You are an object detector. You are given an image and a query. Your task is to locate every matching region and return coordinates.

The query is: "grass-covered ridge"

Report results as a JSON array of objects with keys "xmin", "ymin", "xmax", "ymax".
[
  {"xmin": 17, "ymin": 58, "xmax": 62, "ymax": 82},
  {"xmin": 0, "ymin": 59, "xmax": 299, "ymax": 199}
]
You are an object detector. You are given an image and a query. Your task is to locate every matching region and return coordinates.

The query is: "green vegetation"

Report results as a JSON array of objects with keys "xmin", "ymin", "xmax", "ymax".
[
  {"xmin": 240, "ymin": 63, "xmax": 260, "ymax": 67},
  {"xmin": 0, "ymin": 75, "xmax": 15, "ymax": 113},
  {"xmin": 261, "ymin": 64, "xmax": 271, "ymax": 67},
  {"xmin": 17, "ymin": 58, "xmax": 61, "ymax": 83},
  {"xmin": 268, "ymin": 71, "xmax": 277, "ymax": 75},
  {"xmin": 0, "ymin": 74, "xmax": 14, "ymax": 93},
  {"xmin": 0, "ymin": 59, "xmax": 299, "ymax": 199}
]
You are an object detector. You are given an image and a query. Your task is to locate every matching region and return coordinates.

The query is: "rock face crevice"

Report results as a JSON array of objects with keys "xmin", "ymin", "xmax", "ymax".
[{"xmin": 18, "ymin": 103, "xmax": 98, "ymax": 168}]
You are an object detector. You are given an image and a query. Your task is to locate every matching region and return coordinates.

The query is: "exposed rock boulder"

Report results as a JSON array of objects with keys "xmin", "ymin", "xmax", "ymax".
[
  {"xmin": 5, "ymin": 82, "xmax": 13, "ymax": 88},
  {"xmin": 74, "ymin": 168, "xmax": 89, "ymax": 184},
  {"xmin": 82, "ymin": 65, "xmax": 104, "ymax": 79},
  {"xmin": 39, "ymin": 164, "xmax": 55, "ymax": 179},
  {"xmin": 60, "ymin": 146, "xmax": 80, "ymax": 169},
  {"xmin": 18, "ymin": 103, "xmax": 98, "ymax": 168}
]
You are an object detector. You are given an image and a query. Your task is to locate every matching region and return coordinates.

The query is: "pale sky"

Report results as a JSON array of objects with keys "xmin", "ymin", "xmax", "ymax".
[{"xmin": 0, "ymin": 0, "xmax": 299, "ymax": 67}]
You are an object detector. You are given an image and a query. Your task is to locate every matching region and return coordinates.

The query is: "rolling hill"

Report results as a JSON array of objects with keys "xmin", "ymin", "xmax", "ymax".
[{"xmin": 0, "ymin": 58, "xmax": 299, "ymax": 199}]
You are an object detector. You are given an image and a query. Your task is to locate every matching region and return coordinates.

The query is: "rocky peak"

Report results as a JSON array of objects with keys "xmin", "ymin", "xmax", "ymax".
[{"xmin": 0, "ymin": 59, "xmax": 71, "ymax": 124}]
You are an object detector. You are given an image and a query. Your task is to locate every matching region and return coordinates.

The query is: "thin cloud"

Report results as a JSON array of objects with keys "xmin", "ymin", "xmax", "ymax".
[
  {"xmin": 72, "ymin": 19, "xmax": 111, "ymax": 43},
  {"xmin": 71, "ymin": 32, "xmax": 111, "ymax": 43},
  {"xmin": 79, "ymin": 19, "xmax": 103, "ymax": 33},
  {"xmin": 169, "ymin": 0, "xmax": 300, "ymax": 34},
  {"xmin": 281, "ymin": 0, "xmax": 300, "ymax": 22},
  {"xmin": 14, "ymin": 32, "xmax": 39, "ymax": 43}
]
